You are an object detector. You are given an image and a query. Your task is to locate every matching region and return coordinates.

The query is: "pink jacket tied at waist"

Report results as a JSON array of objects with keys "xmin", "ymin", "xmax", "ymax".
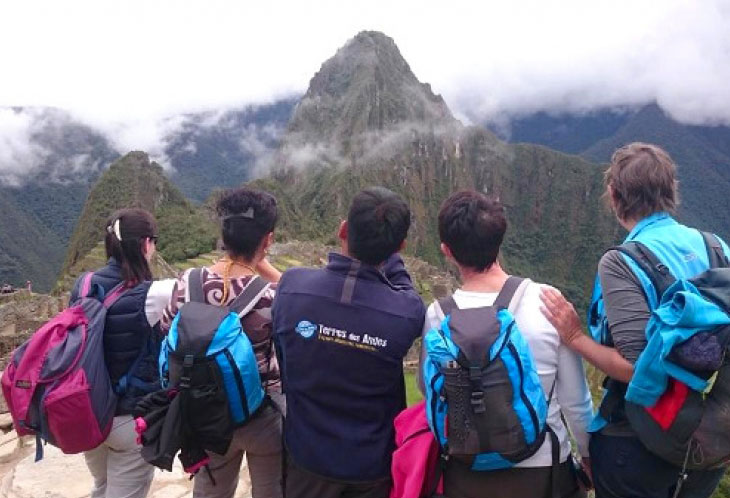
[{"xmin": 390, "ymin": 400, "xmax": 442, "ymax": 498}]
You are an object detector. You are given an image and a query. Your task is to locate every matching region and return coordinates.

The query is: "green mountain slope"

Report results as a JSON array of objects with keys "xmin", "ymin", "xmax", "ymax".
[
  {"xmin": 0, "ymin": 191, "xmax": 64, "ymax": 291},
  {"xmin": 59, "ymin": 151, "xmax": 217, "ymax": 289},
  {"xmin": 582, "ymin": 104, "xmax": 730, "ymax": 241},
  {"xmin": 496, "ymin": 104, "xmax": 730, "ymax": 243},
  {"xmin": 253, "ymin": 31, "xmax": 622, "ymax": 311}
]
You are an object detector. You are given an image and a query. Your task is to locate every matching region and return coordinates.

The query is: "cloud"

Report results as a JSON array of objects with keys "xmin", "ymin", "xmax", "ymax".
[
  {"xmin": 0, "ymin": 108, "xmax": 115, "ymax": 186},
  {"xmin": 0, "ymin": 108, "xmax": 50, "ymax": 185},
  {"xmin": 421, "ymin": 0, "xmax": 730, "ymax": 126},
  {"xmin": 2, "ymin": 0, "xmax": 728, "ymax": 127},
  {"xmin": 0, "ymin": 0, "xmax": 728, "ymax": 183}
]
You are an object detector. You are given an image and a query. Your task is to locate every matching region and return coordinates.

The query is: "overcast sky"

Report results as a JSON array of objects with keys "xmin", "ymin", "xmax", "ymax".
[{"xmin": 1, "ymin": 0, "xmax": 729, "ymax": 164}]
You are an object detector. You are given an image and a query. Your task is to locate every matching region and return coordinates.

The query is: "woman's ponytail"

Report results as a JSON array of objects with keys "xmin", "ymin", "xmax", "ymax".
[{"xmin": 104, "ymin": 208, "xmax": 157, "ymax": 286}]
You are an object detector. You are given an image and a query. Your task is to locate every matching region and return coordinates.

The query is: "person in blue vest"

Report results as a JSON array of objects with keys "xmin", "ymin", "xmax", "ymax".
[
  {"xmin": 272, "ymin": 186, "xmax": 426, "ymax": 498},
  {"xmin": 70, "ymin": 208, "xmax": 176, "ymax": 498},
  {"xmin": 540, "ymin": 142, "xmax": 730, "ymax": 498}
]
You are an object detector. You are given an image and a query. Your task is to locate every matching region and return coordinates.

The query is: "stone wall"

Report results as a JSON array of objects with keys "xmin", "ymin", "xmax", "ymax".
[{"xmin": 0, "ymin": 293, "xmax": 65, "ymax": 371}]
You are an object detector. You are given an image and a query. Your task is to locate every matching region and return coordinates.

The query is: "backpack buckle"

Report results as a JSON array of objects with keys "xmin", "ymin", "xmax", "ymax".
[
  {"xmin": 471, "ymin": 390, "xmax": 486, "ymax": 413},
  {"xmin": 180, "ymin": 355, "xmax": 194, "ymax": 388}
]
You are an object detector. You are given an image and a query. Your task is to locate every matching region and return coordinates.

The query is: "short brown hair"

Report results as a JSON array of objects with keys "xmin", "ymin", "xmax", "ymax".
[
  {"xmin": 438, "ymin": 190, "xmax": 506, "ymax": 272},
  {"xmin": 604, "ymin": 142, "xmax": 679, "ymax": 222}
]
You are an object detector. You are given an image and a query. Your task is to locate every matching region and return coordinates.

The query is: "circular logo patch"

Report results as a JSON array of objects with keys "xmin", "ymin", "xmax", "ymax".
[{"xmin": 295, "ymin": 320, "xmax": 317, "ymax": 339}]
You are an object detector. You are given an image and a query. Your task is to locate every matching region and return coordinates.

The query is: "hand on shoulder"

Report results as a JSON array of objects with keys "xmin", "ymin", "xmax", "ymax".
[{"xmin": 539, "ymin": 287, "xmax": 584, "ymax": 349}]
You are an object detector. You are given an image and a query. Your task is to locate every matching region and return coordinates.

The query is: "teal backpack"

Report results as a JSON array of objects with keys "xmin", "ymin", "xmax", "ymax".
[{"xmin": 423, "ymin": 277, "xmax": 557, "ymax": 490}]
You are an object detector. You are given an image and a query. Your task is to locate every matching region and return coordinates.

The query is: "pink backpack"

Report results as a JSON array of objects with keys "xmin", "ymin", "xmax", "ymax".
[
  {"xmin": 390, "ymin": 401, "xmax": 443, "ymax": 498},
  {"xmin": 1, "ymin": 273, "xmax": 124, "ymax": 456}
]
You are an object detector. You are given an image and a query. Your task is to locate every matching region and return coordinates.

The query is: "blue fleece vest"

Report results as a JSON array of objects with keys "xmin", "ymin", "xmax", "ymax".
[
  {"xmin": 272, "ymin": 253, "xmax": 425, "ymax": 482},
  {"xmin": 588, "ymin": 213, "xmax": 730, "ymax": 430}
]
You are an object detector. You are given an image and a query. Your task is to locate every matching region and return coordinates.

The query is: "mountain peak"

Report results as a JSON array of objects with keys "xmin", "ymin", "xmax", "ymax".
[
  {"xmin": 60, "ymin": 151, "xmax": 191, "ymax": 273},
  {"xmin": 284, "ymin": 31, "xmax": 457, "ymax": 160}
]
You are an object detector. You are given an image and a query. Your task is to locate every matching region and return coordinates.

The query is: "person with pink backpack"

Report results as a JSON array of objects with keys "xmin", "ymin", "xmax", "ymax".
[
  {"xmin": 75, "ymin": 208, "xmax": 176, "ymax": 498},
  {"xmin": 3, "ymin": 208, "xmax": 173, "ymax": 498}
]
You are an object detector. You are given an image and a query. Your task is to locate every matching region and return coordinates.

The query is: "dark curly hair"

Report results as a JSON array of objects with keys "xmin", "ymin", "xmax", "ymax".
[{"xmin": 216, "ymin": 187, "xmax": 278, "ymax": 260}]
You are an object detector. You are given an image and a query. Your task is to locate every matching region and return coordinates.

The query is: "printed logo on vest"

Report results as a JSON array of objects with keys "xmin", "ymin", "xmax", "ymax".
[
  {"xmin": 15, "ymin": 380, "xmax": 31, "ymax": 389},
  {"xmin": 295, "ymin": 320, "xmax": 317, "ymax": 339}
]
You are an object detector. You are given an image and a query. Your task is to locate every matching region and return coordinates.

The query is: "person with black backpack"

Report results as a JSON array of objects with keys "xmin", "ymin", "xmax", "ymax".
[
  {"xmin": 541, "ymin": 142, "xmax": 730, "ymax": 498},
  {"xmin": 160, "ymin": 187, "xmax": 283, "ymax": 498},
  {"xmin": 419, "ymin": 191, "xmax": 594, "ymax": 498},
  {"xmin": 71, "ymin": 208, "xmax": 176, "ymax": 498}
]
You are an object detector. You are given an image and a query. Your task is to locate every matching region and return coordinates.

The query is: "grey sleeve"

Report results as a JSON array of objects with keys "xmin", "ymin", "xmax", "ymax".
[{"xmin": 598, "ymin": 250, "xmax": 650, "ymax": 364}]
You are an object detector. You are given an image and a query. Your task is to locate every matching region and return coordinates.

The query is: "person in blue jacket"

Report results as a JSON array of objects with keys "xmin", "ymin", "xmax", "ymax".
[
  {"xmin": 540, "ymin": 142, "xmax": 730, "ymax": 498},
  {"xmin": 272, "ymin": 186, "xmax": 426, "ymax": 498}
]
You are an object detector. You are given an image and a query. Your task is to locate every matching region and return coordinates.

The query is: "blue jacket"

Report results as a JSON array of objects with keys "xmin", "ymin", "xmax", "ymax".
[
  {"xmin": 71, "ymin": 259, "xmax": 160, "ymax": 415},
  {"xmin": 272, "ymin": 253, "xmax": 425, "ymax": 482},
  {"xmin": 588, "ymin": 213, "xmax": 730, "ymax": 429},
  {"xmin": 626, "ymin": 279, "xmax": 730, "ymax": 405}
]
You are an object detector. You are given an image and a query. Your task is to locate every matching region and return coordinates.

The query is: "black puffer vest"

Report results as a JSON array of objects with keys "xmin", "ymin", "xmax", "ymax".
[{"xmin": 70, "ymin": 258, "xmax": 161, "ymax": 415}]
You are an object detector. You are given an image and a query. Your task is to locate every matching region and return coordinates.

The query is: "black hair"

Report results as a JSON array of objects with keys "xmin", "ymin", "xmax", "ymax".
[
  {"xmin": 438, "ymin": 190, "xmax": 507, "ymax": 272},
  {"xmin": 104, "ymin": 208, "xmax": 157, "ymax": 286},
  {"xmin": 347, "ymin": 187, "xmax": 411, "ymax": 265},
  {"xmin": 216, "ymin": 187, "xmax": 278, "ymax": 260}
]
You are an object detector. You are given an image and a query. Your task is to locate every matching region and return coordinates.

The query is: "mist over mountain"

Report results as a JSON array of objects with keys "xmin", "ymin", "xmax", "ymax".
[
  {"xmin": 165, "ymin": 98, "xmax": 296, "ymax": 201},
  {"xmin": 280, "ymin": 31, "xmax": 456, "ymax": 167},
  {"xmin": 0, "ymin": 101, "xmax": 295, "ymax": 290},
  {"xmin": 2, "ymin": 29, "xmax": 729, "ymax": 303},
  {"xmin": 254, "ymin": 31, "xmax": 621, "ymax": 310},
  {"xmin": 494, "ymin": 104, "xmax": 730, "ymax": 242}
]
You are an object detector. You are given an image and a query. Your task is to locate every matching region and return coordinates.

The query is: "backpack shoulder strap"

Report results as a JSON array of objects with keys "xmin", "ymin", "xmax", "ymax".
[
  {"xmin": 102, "ymin": 282, "xmax": 130, "ymax": 308},
  {"xmin": 494, "ymin": 276, "xmax": 525, "ymax": 310},
  {"xmin": 79, "ymin": 272, "xmax": 94, "ymax": 298},
  {"xmin": 228, "ymin": 276, "xmax": 270, "ymax": 318},
  {"xmin": 612, "ymin": 241, "xmax": 675, "ymax": 298},
  {"xmin": 700, "ymin": 231, "xmax": 729, "ymax": 269},
  {"xmin": 437, "ymin": 296, "xmax": 458, "ymax": 317},
  {"xmin": 188, "ymin": 268, "xmax": 205, "ymax": 303}
]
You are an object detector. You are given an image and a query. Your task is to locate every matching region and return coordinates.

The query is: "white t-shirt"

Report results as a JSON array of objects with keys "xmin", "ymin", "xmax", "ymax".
[{"xmin": 421, "ymin": 280, "xmax": 593, "ymax": 466}]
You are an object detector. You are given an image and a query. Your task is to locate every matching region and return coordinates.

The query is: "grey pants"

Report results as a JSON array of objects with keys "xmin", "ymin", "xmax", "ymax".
[
  {"xmin": 84, "ymin": 415, "xmax": 155, "ymax": 498},
  {"xmin": 194, "ymin": 393, "xmax": 284, "ymax": 498}
]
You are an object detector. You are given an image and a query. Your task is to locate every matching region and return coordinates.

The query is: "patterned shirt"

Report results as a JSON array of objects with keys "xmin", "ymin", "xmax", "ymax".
[{"xmin": 161, "ymin": 268, "xmax": 280, "ymax": 392}]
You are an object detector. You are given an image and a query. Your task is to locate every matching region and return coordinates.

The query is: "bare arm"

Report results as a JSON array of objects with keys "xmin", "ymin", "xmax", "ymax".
[{"xmin": 256, "ymin": 258, "xmax": 282, "ymax": 283}]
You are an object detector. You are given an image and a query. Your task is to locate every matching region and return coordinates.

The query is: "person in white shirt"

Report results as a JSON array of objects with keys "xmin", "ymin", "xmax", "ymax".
[{"xmin": 418, "ymin": 190, "xmax": 594, "ymax": 498}]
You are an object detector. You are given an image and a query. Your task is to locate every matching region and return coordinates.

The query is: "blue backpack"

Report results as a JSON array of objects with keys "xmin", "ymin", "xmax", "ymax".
[
  {"xmin": 160, "ymin": 269, "xmax": 270, "ymax": 440},
  {"xmin": 423, "ymin": 277, "xmax": 557, "ymax": 475}
]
